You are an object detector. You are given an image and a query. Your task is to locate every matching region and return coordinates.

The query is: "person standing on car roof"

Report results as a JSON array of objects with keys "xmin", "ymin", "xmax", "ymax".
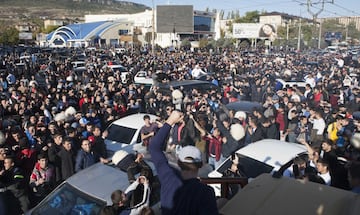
[
  {"xmin": 191, "ymin": 65, "xmax": 207, "ymax": 80},
  {"xmin": 149, "ymin": 110, "xmax": 219, "ymax": 215}
]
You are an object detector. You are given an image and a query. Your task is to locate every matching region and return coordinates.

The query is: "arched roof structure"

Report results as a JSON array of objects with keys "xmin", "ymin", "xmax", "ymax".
[{"xmin": 46, "ymin": 21, "xmax": 123, "ymax": 47}]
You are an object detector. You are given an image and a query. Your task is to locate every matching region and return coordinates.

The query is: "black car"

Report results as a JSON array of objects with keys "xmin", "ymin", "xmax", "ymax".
[
  {"xmin": 154, "ymin": 80, "xmax": 220, "ymax": 95},
  {"xmin": 225, "ymin": 101, "xmax": 262, "ymax": 113}
]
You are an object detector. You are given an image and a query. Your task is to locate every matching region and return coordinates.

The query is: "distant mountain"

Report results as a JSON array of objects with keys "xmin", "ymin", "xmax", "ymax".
[{"xmin": 0, "ymin": 0, "xmax": 150, "ymax": 23}]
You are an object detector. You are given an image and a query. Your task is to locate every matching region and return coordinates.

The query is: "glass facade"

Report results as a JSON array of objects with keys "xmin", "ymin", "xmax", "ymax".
[{"xmin": 194, "ymin": 16, "xmax": 213, "ymax": 32}]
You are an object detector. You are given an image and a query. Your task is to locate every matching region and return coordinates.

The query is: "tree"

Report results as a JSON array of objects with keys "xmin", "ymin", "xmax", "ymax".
[
  {"xmin": 199, "ymin": 38, "xmax": 208, "ymax": 48},
  {"xmin": 0, "ymin": 27, "xmax": 19, "ymax": 45},
  {"xmin": 347, "ymin": 21, "xmax": 360, "ymax": 41},
  {"xmin": 180, "ymin": 39, "xmax": 191, "ymax": 50},
  {"xmin": 219, "ymin": 10, "xmax": 225, "ymax": 20},
  {"xmin": 234, "ymin": 10, "xmax": 260, "ymax": 23},
  {"xmin": 44, "ymin": 26, "xmax": 60, "ymax": 34}
]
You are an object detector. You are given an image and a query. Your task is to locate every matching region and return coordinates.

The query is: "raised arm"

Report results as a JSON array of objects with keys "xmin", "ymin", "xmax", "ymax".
[
  {"xmin": 190, "ymin": 114, "xmax": 207, "ymax": 137},
  {"xmin": 298, "ymin": 139, "xmax": 315, "ymax": 157}
]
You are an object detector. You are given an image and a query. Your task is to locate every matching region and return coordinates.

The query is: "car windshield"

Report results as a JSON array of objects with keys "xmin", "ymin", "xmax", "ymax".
[
  {"xmin": 31, "ymin": 183, "xmax": 105, "ymax": 215},
  {"xmin": 106, "ymin": 124, "xmax": 137, "ymax": 144},
  {"xmin": 218, "ymin": 154, "xmax": 274, "ymax": 178}
]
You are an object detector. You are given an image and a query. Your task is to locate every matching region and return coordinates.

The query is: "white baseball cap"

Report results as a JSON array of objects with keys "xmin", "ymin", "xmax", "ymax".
[{"xmin": 178, "ymin": 146, "xmax": 202, "ymax": 163}]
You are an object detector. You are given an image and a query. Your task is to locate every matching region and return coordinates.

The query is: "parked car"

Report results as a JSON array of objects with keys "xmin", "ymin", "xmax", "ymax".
[
  {"xmin": 71, "ymin": 61, "xmax": 86, "ymax": 70},
  {"xmin": 220, "ymin": 173, "xmax": 359, "ymax": 215},
  {"xmin": 154, "ymin": 80, "xmax": 220, "ymax": 95},
  {"xmin": 275, "ymin": 78, "xmax": 307, "ymax": 92},
  {"xmin": 102, "ymin": 62, "xmax": 129, "ymax": 84},
  {"xmin": 134, "ymin": 71, "xmax": 153, "ymax": 85},
  {"xmin": 225, "ymin": 101, "xmax": 262, "ymax": 113},
  {"xmin": 104, "ymin": 113, "xmax": 158, "ymax": 155},
  {"xmin": 208, "ymin": 139, "xmax": 307, "ymax": 196},
  {"xmin": 26, "ymin": 161, "xmax": 161, "ymax": 215}
]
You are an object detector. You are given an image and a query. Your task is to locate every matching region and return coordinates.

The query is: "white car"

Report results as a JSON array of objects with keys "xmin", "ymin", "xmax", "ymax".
[
  {"xmin": 134, "ymin": 71, "xmax": 153, "ymax": 85},
  {"xmin": 208, "ymin": 139, "xmax": 307, "ymax": 196},
  {"xmin": 102, "ymin": 63, "xmax": 129, "ymax": 84},
  {"xmin": 275, "ymin": 78, "xmax": 307, "ymax": 91},
  {"xmin": 71, "ymin": 61, "xmax": 86, "ymax": 69},
  {"xmin": 105, "ymin": 113, "xmax": 158, "ymax": 155},
  {"xmin": 26, "ymin": 161, "xmax": 161, "ymax": 215}
]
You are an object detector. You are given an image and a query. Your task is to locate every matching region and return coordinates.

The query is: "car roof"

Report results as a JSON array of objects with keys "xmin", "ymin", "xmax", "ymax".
[
  {"xmin": 220, "ymin": 173, "xmax": 359, "ymax": 215},
  {"xmin": 236, "ymin": 139, "xmax": 307, "ymax": 170},
  {"xmin": 66, "ymin": 162, "xmax": 130, "ymax": 205},
  {"xmin": 110, "ymin": 113, "xmax": 158, "ymax": 129},
  {"xmin": 225, "ymin": 101, "xmax": 262, "ymax": 113},
  {"xmin": 159, "ymin": 80, "xmax": 213, "ymax": 88}
]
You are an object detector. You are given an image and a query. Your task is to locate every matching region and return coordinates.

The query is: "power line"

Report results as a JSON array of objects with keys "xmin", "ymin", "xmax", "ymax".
[{"xmin": 332, "ymin": 2, "xmax": 360, "ymax": 17}]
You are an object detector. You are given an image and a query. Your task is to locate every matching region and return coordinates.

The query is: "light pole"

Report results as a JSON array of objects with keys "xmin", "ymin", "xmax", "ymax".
[
  {"xmin": 285, "ymin": 20, "xmax": 289, "ymax": 50},
  {"xmin": 318, "ymin": 20, "xmax": 322, "ymax": 49},
  {"xmin": 151, "ymin": 0, "xmax": 155, "ymax": 55},
  {"xmin": 297, "ymin": 17, "xmax": 302, "ymax": 51}
]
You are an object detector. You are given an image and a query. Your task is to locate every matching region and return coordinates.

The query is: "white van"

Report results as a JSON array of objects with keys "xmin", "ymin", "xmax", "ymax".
[
  {"xmin": 71, "ymin": 61, "xmax": 86, "ymax": 69},
  {"xmin": 208, "ymin": 139, "xmax": 307, "ymax": 196},
  {"xmin": 104, "ymin": 113, "xmax": 158, "ymax": 154},
  {"xmin": 326, "ymin": 46, "xmax": 339, "ymax": 54}
]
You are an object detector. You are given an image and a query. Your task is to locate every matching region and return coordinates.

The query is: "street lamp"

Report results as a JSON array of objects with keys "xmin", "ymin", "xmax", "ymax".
[{"xmin": 151, "ymin": 0, "xmax": 155, "ymax": 55}]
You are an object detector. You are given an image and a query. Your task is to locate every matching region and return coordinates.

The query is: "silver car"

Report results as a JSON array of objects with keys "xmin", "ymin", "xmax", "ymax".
[{"xmin": 26, "ymin": 161, "xmax": 160, "ymax": 215}]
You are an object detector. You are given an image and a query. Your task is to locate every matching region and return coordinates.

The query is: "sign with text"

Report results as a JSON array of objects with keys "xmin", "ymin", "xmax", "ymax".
[
  {"xmin": 19, "ymin": 32, "xmax": 33, "ymax": 40},
  {"xmin": 233, "ymin": 23, "xmax": 277, "ymax": 39}
]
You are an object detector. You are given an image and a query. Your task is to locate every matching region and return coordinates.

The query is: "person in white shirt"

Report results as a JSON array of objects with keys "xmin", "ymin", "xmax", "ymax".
[
  {"xmin": 191, "ymin": 65, "xmax": 207, "ymax": 79},
  {"xmin": 305, "ymin": 74, "xmax": 316, "ymax": 88},
  {"xmin": 316, "ymin": 158, "xmax": 331, "ymax": 185},
  {"xmin": 311, "ymin": 108, "xmax": 326, "ymax": 144}
]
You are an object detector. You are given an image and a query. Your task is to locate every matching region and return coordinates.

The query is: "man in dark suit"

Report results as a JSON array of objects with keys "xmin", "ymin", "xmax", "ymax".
[{"xmin": 248, "ymin": 116, "xmax": 265, "ymax": 143}]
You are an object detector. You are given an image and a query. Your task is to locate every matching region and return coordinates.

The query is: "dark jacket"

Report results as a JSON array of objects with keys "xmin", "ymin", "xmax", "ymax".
[
  {"xmin": 172, "ymin": 120, "xmax": 198, "ymax": 147},
  {"xmin": 93, "ymin": 136, "xmax": 107, "ymax": 159},
  {"xmin": 0, "ymin": 166, "xmax": 30, "ymax": 214},
  {"xmin": 216, "ymin": 121, "xmax": 241, "ymax": 157},
  {"xmin": 48, "ymin": 143, "xmax": 62, "ymax": 183},
  {"xmin": 264, "ymin": 123, "xmax": 280, "ymax": 140},
  {"xmin": 57, "ymin": 147, "xmax": 75, "ymax": 180},
  {"xmin": 75, "ymin": 149, "xmax": 99, "ymax": 172},
  {"xmin": 149, "ymin": 124, "xmax": 219, "ymax": 215},
  {"xmin": 250, "ymin": 127, "xmax": 265, "ymax": 143}
]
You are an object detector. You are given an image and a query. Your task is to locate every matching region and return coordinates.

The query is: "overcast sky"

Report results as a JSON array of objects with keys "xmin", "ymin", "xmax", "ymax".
[{"xmin": 127, "ymin": 0, "xmax": 360, "ymax": 18}]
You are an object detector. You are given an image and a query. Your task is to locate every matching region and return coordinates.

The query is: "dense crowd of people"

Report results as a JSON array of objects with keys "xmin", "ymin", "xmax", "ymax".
[{"xmin": 0, "ymin": 45, "xmax": 360, "ymax": 214}]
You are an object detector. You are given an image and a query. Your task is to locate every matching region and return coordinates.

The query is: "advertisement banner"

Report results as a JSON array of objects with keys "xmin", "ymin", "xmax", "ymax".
[
  {"xmin": 233, "ymin": 23, "xmax": 277, "ymax": 39},
  {"xmin": 19, "ymin": 32, "xmax": 33, "ymax": 40}
]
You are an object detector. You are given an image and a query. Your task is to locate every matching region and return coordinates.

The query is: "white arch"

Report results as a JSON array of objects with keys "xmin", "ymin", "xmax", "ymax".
[
  {"xmin": 50, "ymin": 26, "xmax": 77, "ymax": 41},
  {"xmin": 54, "ymin": 30, "xmax": 73, "ymax": 40}
]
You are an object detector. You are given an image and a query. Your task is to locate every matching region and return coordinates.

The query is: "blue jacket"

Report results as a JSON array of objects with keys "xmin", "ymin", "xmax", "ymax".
[
  {"xmin": 75, "ymin": 150, "xmax": 98, "ymax": 172},
  {"xmin": 149, "ymin": 123, "xmax": 219, "ymax": 215}
]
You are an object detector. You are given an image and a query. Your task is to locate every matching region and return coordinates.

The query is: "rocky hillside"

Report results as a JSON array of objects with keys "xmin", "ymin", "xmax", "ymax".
[{"xmin": 0, "ymin": 0, "xmax": 149, "ymax": 23}]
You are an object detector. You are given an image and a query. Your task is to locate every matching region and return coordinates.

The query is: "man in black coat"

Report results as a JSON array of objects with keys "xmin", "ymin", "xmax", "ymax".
[
  {"xmin": 57, "ymin": 137, "xmax": 75, "ymax": 181},
  {"xmin": 248, "ymin": 117, "xmax": 265, "ymax": 143},
  {"xmin": 0, "ymin": 156, "xmax": 30, "ymax": 214},
  {"xmin": 47, "ymin": 132, "xmax": 63, "ymax": 184}
]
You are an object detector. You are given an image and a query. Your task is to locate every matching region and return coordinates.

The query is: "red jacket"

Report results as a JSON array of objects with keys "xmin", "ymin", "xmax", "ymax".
[{"xmin": 204, "ymin": 135, "xmax": 222, "ymax": 161}]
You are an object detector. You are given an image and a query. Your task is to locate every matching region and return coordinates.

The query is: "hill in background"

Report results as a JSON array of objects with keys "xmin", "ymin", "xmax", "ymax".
[{"xmin": 0, "ymin": 0, "xmax": 150, "ymax": 24}]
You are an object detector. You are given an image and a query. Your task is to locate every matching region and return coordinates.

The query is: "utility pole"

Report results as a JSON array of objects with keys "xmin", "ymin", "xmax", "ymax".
[
  {"xmin": 297, "ymin": 17, "xmax": 302, "ymax": 51},
  {"xmin": 318, "ymin": 20, "xmax": 322, "ymax": 49},
  {"xmin": 307, "ymin": 0, "xmax": 325, "ymax": 49},
  {"xmin": 151, "ymin": 0, "xmax": 155, "ymax": 55},
  {"xmin": 286, "ymin": 22, "xmax": 289, "ymax": 42},
  {"xmin": 306, "ymin": 0, "xmax": 335, "ymax": 48}
]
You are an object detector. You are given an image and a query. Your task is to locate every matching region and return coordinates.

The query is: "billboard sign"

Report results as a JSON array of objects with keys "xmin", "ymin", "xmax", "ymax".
[
  {"xmin": 324, "ymin": 32, "xmax": 342, "ymax": 42},
  {"xmin": 156, "ymin": 5, "xmax": 194, "ymax": 34},
  {"xmin": 19, "ymin": 32, "xmax": 33, "ymax": 40},
  {"xmin": 233, "ymin": 23, "xmax": 276, "ymax": 40}
]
